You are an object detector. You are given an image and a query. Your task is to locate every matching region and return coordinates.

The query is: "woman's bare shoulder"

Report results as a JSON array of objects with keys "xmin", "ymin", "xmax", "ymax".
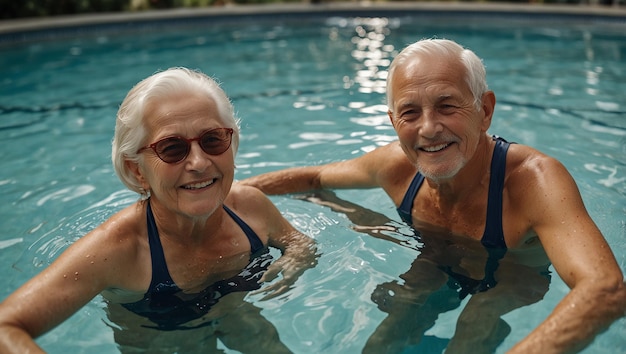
[
  {"xmin": 76, "ymin": 203, "xmax": 150, "ymax": 289},
  {"xmin": 228, "ymin": 184, "xmax": 269, "ymax": 206},
  {"xmin": 24, "ymin": 202, "xmax": 151, "ymax": 301},
  {"xmin": 226, "ymin": 184, "xmax": 280, "ymax": 221},
  {"xmin": 95, "ymin": 202, "xmax": 146, "ymax": 244}
]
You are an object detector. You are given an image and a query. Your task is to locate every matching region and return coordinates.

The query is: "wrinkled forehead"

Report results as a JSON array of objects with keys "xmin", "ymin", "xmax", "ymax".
[
  {"xmin": 390, "ymin": 55, "xmax": 469, "ymax": 96},
  {"xmin": 143, "ymin": 92, "xmax": 223, "ymax": 131},
  {"xmin": 396, "ymin": 53, "xmax": 465, "ymax": 80}
]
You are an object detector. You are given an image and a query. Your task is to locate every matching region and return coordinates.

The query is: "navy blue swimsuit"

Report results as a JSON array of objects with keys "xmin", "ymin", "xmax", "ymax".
[
  {"xmin": 122, "ymin": 202, "xmax": 271, "ymax": 330},
  {"xmin": 397, "ymin": 136, "xmax": 511, "ymax": 298}
]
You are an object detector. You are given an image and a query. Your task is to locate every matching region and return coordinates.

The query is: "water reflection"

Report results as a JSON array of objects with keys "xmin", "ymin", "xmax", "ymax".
[
  {"xmin": 297, "ymin": 191, "xmax": 551, "ymax": 354},
  {"xmin": 2, "ymin": 12, "xmax": 625, "ymax": 353},
  {"xmin": 287, "ymin": 18, "xmax": 397, "ymax": 156},
  {"xmin": 349, "ymin": 18, "xmax": 394, "ymax": 95}
]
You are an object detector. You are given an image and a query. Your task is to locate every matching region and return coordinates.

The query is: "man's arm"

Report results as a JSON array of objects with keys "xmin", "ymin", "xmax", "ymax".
[
  {"xmin": 239, "ymin": 143, "xmax": 403, "ymax": 195},
  {"xmin": 237, "ymin": 165, "xmax": 326, "ymax": 195},
  {"xmin": 509, "ymin": 153, "xmax": 626, "ymax": 353}
]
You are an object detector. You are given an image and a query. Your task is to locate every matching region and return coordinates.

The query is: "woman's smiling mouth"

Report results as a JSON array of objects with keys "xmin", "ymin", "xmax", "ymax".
[{"xmin": 181, "ymin": 179, "xmax": 216, "ymax": 190}]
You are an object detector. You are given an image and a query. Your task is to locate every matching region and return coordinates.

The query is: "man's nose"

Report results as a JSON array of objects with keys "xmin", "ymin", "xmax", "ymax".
[{"xmin": 419, "ymin": 109, "xmax": 443, "ymax": 138}]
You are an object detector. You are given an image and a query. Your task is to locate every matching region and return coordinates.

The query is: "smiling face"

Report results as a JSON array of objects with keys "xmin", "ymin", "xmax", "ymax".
[
  {"xmin": 129, "ymin": 91, "xmax": 235, "ymax": 218},
  {"xmin": 388, "ymin": 53, "xmax": 493, "ymax": 181}
]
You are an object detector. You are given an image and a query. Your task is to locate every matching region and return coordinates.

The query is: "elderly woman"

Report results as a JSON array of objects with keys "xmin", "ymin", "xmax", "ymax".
[{"xmin": 0, "ymin": 67, "xmax": 317, "ymax": 353}]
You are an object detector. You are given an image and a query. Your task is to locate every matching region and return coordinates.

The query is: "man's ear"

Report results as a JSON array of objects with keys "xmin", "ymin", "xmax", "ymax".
[
  {"xmin": 480, "ymin": 91, "xmax": 496, "ymax": 131},
  {"xmin": 388, "ymin": 110, "xmax": 396, "ymax": 128}
]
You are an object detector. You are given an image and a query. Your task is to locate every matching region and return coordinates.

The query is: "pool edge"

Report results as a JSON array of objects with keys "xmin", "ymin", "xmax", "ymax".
[{"xmin": 1, "ymin": 2, "xmax": 625, "ymax": 36}]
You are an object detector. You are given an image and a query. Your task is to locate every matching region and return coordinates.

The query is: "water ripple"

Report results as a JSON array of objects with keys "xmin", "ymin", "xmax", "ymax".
[
  {"xmin": 36, "ymin": 185, "xmax": 96, "ymax": 206},
  {"xmin": 15, "ymin": 189, "xmax": 135, "ymax": 270}
]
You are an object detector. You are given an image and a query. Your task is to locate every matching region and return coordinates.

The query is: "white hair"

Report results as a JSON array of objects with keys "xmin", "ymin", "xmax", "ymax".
[
  {"xmin": 111, "ymin": 67, "xmax": 240, "ymax": 194},
  {"xmin": 386, "ymin": 38, "xmax": 488, "ymax": 112}
]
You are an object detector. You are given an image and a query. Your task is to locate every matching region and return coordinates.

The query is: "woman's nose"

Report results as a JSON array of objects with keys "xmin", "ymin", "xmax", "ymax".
[{"xmin": 185, "ymin": 142, "xmax": 211, "ymax": 171}]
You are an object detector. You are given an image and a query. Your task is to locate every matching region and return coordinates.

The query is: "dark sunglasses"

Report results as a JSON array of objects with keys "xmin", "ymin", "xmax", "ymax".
[{"xmin": 138, "ymin": 128, "xmax": 234, "ymax": 164}]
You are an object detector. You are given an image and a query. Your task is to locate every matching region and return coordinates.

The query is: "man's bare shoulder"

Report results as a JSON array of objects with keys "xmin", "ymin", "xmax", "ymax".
[
  {"xmin": 367, "ymin": 141, "xmax": 415, "ymax": 170},
  {"xmin": 369, "ymin": 140, "xmax": 406, "ymax": 158},
  {"xmin": 506, "ymin": 144, "xmax": 570, "ymax": 186},
  {"xmin": 371, "ymin": 141, "xmax": 418, "ymax": 202},
  {"xmin": 503, "ymin": 144, "xmax": 580, "ymax": 245}
]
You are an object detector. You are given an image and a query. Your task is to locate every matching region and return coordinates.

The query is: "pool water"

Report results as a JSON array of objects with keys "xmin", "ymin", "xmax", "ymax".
[{"xmin": 1, "ymin": 8, "xmax": 625, "ymax": 354}]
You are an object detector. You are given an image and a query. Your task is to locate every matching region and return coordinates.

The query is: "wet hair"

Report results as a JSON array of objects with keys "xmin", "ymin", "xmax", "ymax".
[
  {"xmin": 111, "ymin": 67, "xmax": 240, "ymax": 194},
  {"xmin": 386, "ymin": 38, "xmax": 488, "ymax": 112}
]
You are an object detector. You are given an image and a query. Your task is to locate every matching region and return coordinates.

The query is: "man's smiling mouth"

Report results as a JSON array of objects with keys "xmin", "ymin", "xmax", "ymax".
[{"xmin": 420, "ymin": 143, "xmax": 451, "ymax": 152}]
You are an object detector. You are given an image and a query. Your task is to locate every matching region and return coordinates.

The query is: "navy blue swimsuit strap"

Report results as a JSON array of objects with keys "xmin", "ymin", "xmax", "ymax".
[
  {"xmin": 470, "ymin": 136, "xmax": 510, "ymax": 297},
  {"xmin": 396, "ymin": 135, "xmax": 511, "ymax": 250},
  {"xmin": 395, "ymin": 136, "xmax": 511, "ymax": 297},
  {"xmin": 145, "ymin": 202, "xmax": 265, "ymax": 292},
  {"xmin": 481, "ymin": 136, "xmax": 510, "ymax": 249},
  {"xmin": 223, "ymin": 205, "xmax": 265, "ymax": 254},
  {"xmin": 397, "ymin": 173, "xmax": 425, "ymax": 224},
  {"xmin": 146, "ymin": 202, "xmax": 176, "ymax": 291}
]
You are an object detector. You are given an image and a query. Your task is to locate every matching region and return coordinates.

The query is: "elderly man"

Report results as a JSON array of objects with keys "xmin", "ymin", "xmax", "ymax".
[{"xmin": 240, "ymin": 38, "xmax": 625, "ymax": 353}]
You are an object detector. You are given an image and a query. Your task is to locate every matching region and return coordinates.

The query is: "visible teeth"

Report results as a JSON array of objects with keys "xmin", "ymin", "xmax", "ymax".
[
  {"xmin": 183, "ymin": 180, "xmax": 214, "ymax": 190},
  {"xmin": 422, "ymin": 143, "xmax": 449, "ymax": 152}
]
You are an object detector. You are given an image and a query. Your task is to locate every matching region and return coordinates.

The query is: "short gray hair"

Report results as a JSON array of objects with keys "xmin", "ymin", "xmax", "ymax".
[
  {"xmin": 111, "ymin": 67, "xmax": 240, "ymax": 194},
  {"xmin": 386, "ymin": 38, "xmax": 488, "ymax": 112}
]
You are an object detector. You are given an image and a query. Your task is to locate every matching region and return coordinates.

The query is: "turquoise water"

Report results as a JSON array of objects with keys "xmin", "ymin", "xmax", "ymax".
[{"xmin": 1, "ymin": 10, "xmax": 625, "ymax": 353}]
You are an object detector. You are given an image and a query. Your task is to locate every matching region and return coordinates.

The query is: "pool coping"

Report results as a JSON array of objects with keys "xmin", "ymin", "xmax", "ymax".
[{"xmin": 1, "ymin": 2, "xmax": 625, "ymax": 36}]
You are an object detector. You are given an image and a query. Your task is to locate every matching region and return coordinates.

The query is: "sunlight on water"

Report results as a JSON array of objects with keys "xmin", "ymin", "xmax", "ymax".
[{"xmin": 0, "ymin": 238, "xmax": 23, "ymax": 250}]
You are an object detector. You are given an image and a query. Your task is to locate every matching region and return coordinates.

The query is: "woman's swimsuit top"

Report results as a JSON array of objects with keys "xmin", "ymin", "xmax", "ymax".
[
  {"xmin": 396, "ymin": 136, "xmax": 511, "ymax": 298},
  {"xmin": 121, "ymin": 202, "xmax": 271, "ymax": 330}
]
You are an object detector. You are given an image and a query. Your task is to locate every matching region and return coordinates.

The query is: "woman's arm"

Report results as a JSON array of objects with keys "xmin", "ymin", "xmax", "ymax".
[
  {"xmin": 232, "ymin": 185, "xmax": 318, "ymax": 298},
  {"xmin": 0, "ymin": 207, "xmax": 142, "ymax": 353}
]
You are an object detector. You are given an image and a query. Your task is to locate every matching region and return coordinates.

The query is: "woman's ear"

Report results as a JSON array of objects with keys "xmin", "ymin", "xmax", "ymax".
[{"xmin": 125, "ymin": 159, "xmax": 149, "ymax": 191}]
